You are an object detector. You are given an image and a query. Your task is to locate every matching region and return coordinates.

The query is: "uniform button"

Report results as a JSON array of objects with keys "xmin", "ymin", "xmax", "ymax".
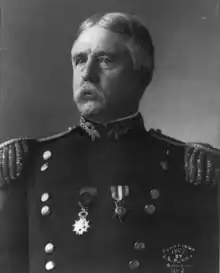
[
  {"xmin": 45, "ymin": 243, "xmax": 54, "ymax": 253},
  {"xmin": 144, "ymin": 204, "xmax": 156, "ymax": 215},
  {"xmin": 45, "ymin": 261, "xmax": 55, "ymax": 270},
  {"xmin": 134, "ymin": 241, "xmax": 146, "ymax": 251},
  {"xmin": 43, "ymin": 151, "xmax": 52, "ymax": 160},
  {"xmin": 41, "ymin": 163, "xmax": 49, "ymax": 171},
  {"xmin": 41, "ymin": 206, "xmax": 50, "ymax": 216},
  {"xmin": 150, "ymin": 189, "xmax": 160, "ymax": 199},
  {"xmin": 128, "ymin": 259, "xmax": 140, "ymax": 270},
  {"xmin": 41, "ymin": 193, "xmax": 50, "ymax": 202},
  {"xmin": 160, "ymin": 161, "xmax": 168, "ymax": 170}
]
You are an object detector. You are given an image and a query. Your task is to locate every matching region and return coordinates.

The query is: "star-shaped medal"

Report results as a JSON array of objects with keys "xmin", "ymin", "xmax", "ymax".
[{"xmin": 72, "ymin": 218, "xmax": 90, "ymax": 235}]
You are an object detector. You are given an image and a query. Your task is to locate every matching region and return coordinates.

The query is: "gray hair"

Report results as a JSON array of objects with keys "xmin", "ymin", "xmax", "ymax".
[{"xmin": 73, "ymin": 12, "xmax": 155, "ymax": 88}]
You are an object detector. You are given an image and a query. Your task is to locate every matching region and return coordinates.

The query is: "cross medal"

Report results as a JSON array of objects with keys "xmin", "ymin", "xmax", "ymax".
[{"xmin": 111, "ymin": 185, "xmax": 129, "ymax": 222}]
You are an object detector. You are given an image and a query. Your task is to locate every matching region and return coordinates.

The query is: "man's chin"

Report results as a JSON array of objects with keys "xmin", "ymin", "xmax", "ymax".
[{"xmin": 77, "ymin": 101, "xmax": 103, "ymax": 118}]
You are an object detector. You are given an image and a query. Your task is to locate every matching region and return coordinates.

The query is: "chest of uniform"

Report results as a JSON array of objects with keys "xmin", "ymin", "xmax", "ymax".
[
  {"xmin": 28, "ymin": 138, "xmax": 198, "ymax": 272},
  {"xmin": 30, "ymin": 138, "xmax": 174, "ymax": 216},
  {"xmin": 29, "ymin": 138, "xmax": 194, "ymax": 234}
]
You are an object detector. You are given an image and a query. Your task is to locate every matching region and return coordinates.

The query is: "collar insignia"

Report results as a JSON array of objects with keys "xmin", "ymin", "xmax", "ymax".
[
  {"xmin": 79, "ymin": 117, "xmax": 100, "ymax": 141},
  {"xmin": 79, "ymin": 112, "xmax": 145, "ymax": 141}
]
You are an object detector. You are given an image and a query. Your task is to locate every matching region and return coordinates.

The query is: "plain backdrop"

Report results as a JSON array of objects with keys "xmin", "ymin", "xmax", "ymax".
[{"xmin": 0, "ymin": 0, "xmax": 220, "ymax": 147}]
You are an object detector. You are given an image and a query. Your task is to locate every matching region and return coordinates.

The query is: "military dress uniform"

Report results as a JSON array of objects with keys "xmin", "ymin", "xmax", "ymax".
[{"xmin": 0, "ymin": 113, "xmax": 218, "ymax": 273}]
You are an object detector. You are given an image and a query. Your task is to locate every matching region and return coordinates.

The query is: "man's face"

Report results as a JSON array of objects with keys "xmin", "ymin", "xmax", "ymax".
[{"xmin": 71, "ymin": 26, "xmax": 141, "ymax": 122}]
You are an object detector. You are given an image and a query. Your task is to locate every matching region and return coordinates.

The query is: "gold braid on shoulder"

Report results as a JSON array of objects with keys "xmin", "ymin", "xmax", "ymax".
[
  {"xmin": 149, "ymin": 129, "xmax": 220, "ymax": 186},
  {"xmin": 0, "ymin": 138, "xmax": 30, "ymax": 188}
]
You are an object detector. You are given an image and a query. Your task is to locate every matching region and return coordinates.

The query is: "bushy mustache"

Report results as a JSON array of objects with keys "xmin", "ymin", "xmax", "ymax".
[
  {"xmin": 80, "ymin": 82, "xmax": 98, "ymax": 93},
  {"xmin": 75, "ymin": 82, "xmax": 101, "ymax": 101}
]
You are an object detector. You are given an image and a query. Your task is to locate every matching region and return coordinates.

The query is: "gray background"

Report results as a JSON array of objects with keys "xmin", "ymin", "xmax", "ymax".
[{"xmin": 0, "ymin": 0, "xmax": 219, "ymax": 147}]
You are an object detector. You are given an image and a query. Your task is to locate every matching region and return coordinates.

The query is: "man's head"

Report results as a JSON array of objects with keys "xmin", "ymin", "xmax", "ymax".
[{"xmin": 71, "ymin": 12, "xmax": 154, "ymax": 122}]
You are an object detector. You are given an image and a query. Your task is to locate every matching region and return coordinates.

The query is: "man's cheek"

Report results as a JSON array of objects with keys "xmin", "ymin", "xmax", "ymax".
[{"xmin": 73, "ymin": 73, "xmax": 80, "ymax": 85}]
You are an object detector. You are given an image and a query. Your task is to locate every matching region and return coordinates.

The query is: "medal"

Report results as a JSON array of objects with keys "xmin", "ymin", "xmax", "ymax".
[
  {"xmin": 72, "ymin": 186, "xmax": 97, "ymax": 235},
  {"xmin": 72, "ymin": 202, "xmax": 90, "ymax": 235},
  {"xmin": 113, "ymin": 200, "xmax": 127, "ymax": 222},
  {"xmin": 111, "ymin": 185, "xmax": 129, "ymax": 222}
]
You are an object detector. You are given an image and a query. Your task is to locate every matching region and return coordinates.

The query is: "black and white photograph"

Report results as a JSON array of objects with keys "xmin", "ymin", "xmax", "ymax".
[{"xmin": 0, "ymin": 0, "xmax": 220, "ymax": 272}]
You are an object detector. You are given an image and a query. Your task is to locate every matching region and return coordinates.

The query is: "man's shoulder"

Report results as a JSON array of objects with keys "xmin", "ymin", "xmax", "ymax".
[
  {"xmin": 36, "ymin": 125, "xmax": 80, "ymax": 144},
  {"xmin": 146, "ymin": 129, "xmax": 200, "ymax": 189},
  {"xmin": 147, "ymin": 128, "xmax": 186, "ymax": 165},
  {"xmin": 148, "ymin": 129, "xmax": 219, "ymax": 189},
  {"xmin": 0, "ymin": 126, "xmax": 81, "ymax": 188},
  {"xmin": 148, "ymin": 128, "xmax": 185, "ymax": 146}
]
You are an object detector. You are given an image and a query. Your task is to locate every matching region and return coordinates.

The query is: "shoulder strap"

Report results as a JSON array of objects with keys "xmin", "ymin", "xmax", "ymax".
[
  {"xmin": 36, "ymin": 126, "xmax": 78, "ymax": 143},
  {"xmin": 148, "ymin": 129, "xmax": 185, "ymax": 146}
]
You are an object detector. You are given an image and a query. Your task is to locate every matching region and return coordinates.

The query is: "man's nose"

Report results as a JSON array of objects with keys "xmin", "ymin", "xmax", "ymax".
[{"xmin": 81, "ymin": 59, "xmax": 99, "ymax": 83}]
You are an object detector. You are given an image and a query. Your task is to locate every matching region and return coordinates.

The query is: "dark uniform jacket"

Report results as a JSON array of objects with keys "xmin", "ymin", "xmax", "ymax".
[{"xmin": 0, "ymin": 113, "xmax": 218, "ymax": 273}]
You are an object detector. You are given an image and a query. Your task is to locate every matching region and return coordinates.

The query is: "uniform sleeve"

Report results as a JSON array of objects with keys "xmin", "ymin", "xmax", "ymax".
[{"xmin": 0, "ymin": 138, "xmax": 36, "ymax": 273}]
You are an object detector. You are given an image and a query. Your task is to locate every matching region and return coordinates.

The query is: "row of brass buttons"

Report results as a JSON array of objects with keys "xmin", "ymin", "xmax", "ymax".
[{"xmin": 40, "ymin": 150, "xmax": 161, "ymax": 271}]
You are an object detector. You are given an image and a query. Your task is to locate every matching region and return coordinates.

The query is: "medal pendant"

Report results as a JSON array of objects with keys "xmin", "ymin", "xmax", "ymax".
[
  {"xmin": 111, "ymin": 185, "xmax": 129, "ymax": 222},
  {"xmin": 72, "ymin": 207, "xmax": 90, "ymax": 235},
  {"xmin": 113, "ymin": 201, "xmax": 127, "ymax": 222}
]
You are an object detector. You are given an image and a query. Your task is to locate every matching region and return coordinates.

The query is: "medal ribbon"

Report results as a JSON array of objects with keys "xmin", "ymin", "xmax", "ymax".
[{"xmin": 110, "ymin": 185, "xmax": 129, "ymax": 201}]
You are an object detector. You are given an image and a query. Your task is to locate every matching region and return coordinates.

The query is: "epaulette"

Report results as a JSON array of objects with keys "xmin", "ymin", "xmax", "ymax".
[
  {"xmin": 0, "ymin": 138, "xmax": 34, "ymax": 188},
  {"xmin": 36, "ymin": 126, "xmax": 78, "ymax": 143},
  {"xmin": 149, "ymin": 129, "xmax": 185, "ymax": 146},
  {"xmin": 149, "ymin": 129, "xmax": 220, "ymax": 186}
]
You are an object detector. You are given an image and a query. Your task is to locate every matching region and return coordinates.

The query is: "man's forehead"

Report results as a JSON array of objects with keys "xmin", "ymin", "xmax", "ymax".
[{"xmin": 71, "ymin": 26, "xmax": 128, "ymax": 55}]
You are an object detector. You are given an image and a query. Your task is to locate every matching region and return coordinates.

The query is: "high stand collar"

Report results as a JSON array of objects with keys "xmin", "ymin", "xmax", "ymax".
[{"xmin": 79, "ymin": 112, "xmax": 146, "ymax": 141}]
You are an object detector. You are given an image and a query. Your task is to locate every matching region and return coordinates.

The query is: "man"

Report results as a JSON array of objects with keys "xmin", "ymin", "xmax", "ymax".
[{"xmin": 0, "ymin": 12, "xmax": 219, "ymax": 273}]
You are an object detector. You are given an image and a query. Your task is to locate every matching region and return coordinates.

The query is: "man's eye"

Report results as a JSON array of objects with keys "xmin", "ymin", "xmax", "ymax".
[
  {"xmin": 75, "ymin": 59, "xmax": 83, "ymax": 65},
  {"xmin": 98, "ymin": 57, "xmax": 112, "ymax": 66},
  {"xmin": 74, "ymin": 56, "xmax": 86, "ymax": 66}
]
